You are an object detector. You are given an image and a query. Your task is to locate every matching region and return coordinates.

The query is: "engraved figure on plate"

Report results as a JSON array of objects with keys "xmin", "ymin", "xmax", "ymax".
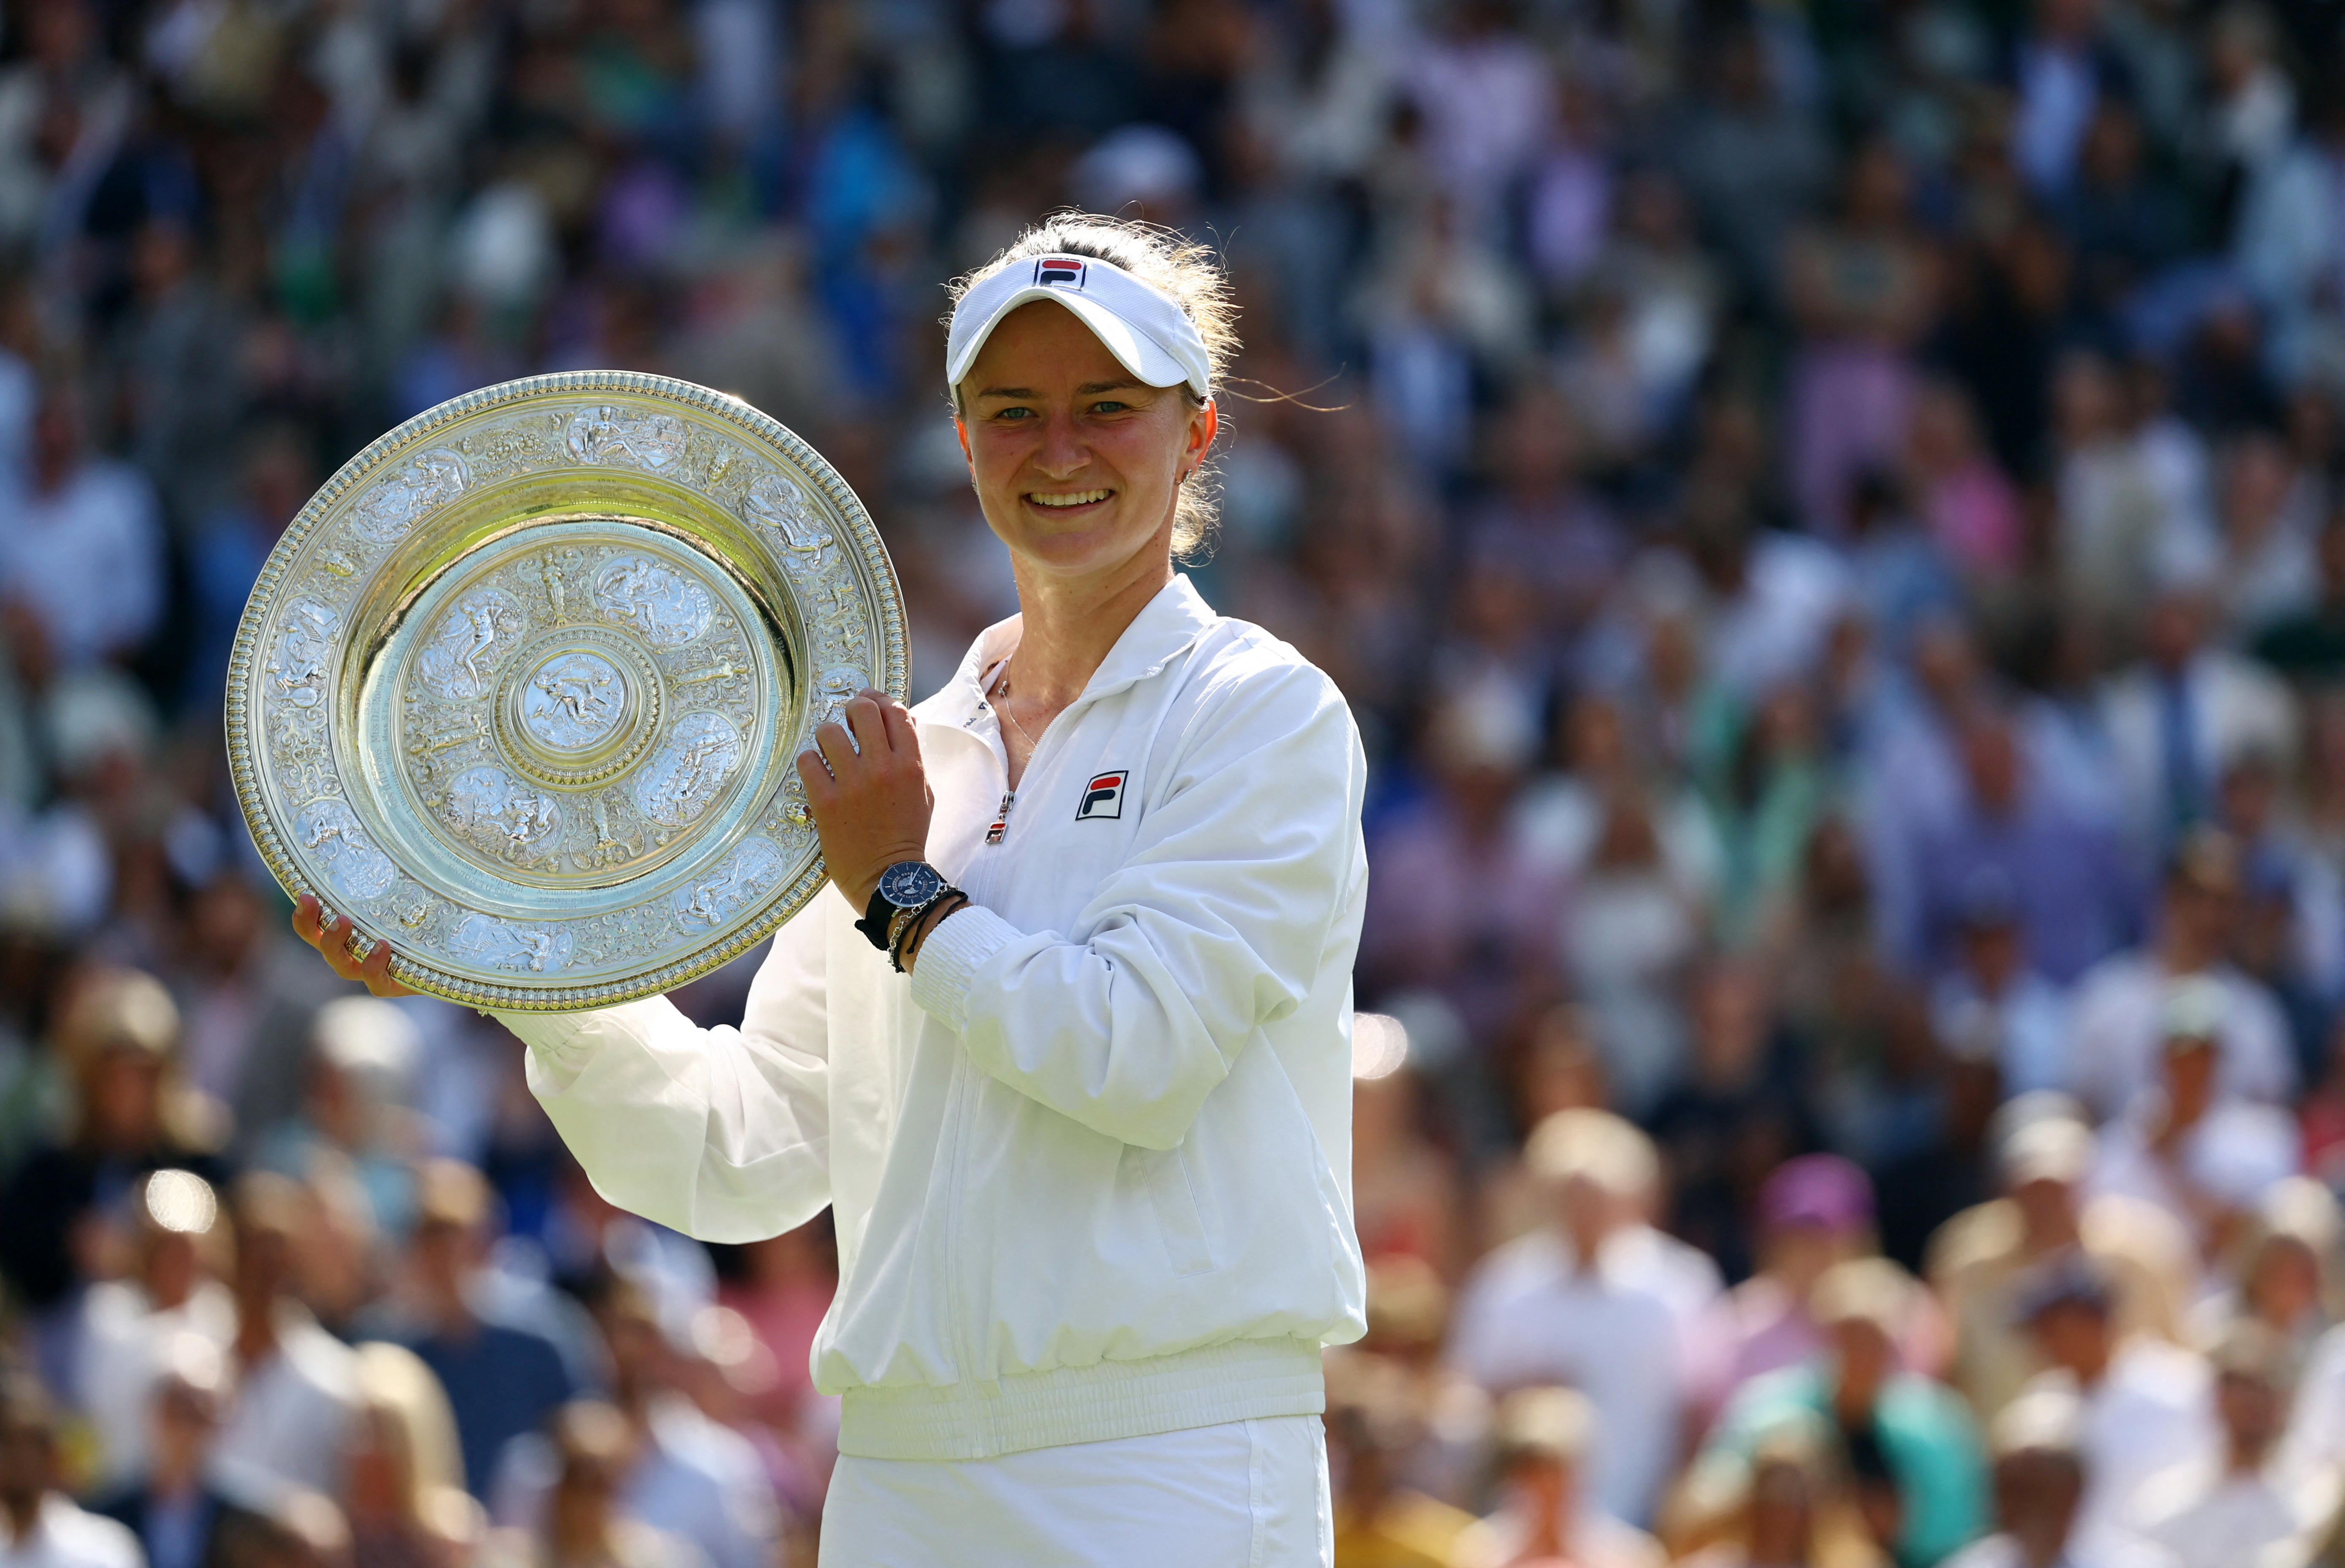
[
  {"xmin": 635, "ymin": 712, "xmax": 742, "ymax": 827},
  {"xmin": 294, "ymin": 800, "xmax": 398, "ymax": 902},
  {"xmin": 266, "ymin": 600, "xmax": 338, "ymax": 709},
  {"xmin": 741, "ymin": 471, "xmax": 834, "ymax": 555},
  {"xmin": 522, "ymin": 652, "xmax": 626, "ymax": 749},
  {"xmin": 675, "ymin": 837, "xmax": 787, "ymax": 929},
  {"xmin": 449, "ymin": 912, "xmax": 573, "ymax": 973},
  {"xmin": 593, "ymin": 556, "xmax": 712, "ymax": 647},
  {"xmin": 416, "ymin": 589, "xmax": 525, "ymax": 700},
  {"xmin": 565, "ymin": 406, "xmax": 687, "ymax": 471},
  {"xmin": 813, "ymin": 666, "xmax": 866, "ymax": 727},
  {"xmin": 443, "ymin": 766, "xmax": 563, "ymax": 859},
  {"xmin": 584, "ymin": 793, "xmax": 641, "ymax": 867},
  {"xmin": 352, "ymin": 447, "xmax": 467, "ymax": 544}
]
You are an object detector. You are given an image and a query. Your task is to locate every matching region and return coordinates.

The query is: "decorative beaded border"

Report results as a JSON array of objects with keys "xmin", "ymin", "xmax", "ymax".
[{"xmin": 225, "ymin": 370, "xmax": 908, "ymax": 1012}]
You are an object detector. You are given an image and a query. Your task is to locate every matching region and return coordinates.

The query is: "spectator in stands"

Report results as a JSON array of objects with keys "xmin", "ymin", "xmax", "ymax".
[
  {"xmin": 371, "ymin": 1159, "xmax": 577, "ymax": 1498},
  {"xmin": 0, "ymin": 969, "xmax": 226, "ymax": 1378},
  {"xmin": 1943, "ymin": 1388, "xmax": 2158, "ymax": 1568},
  {"xmin": 1910, "ymin": 707, "xmax": 2136, "ymax": 987},
  {"xmin": 0, "ymin": 1371, "xmax": 140, "ymax": 1568},
  {"xmin": 341, "ymin": 1341, "xmax": 480, "ymax": 1566},
  {"xmin": 75, "ymin": 1168, "xmax": 234, "ymax": 1492},
  {"xmin": 1454, "ymin": 1386, "xmax": 1666, "ymax": 1568},
  {"xmin": 1668, "ymin": 1418, "xmax": 1893, "ymax": 1568},
  {"xmin": 254, "ymin": 997, "xmax": 423, "ymax": 1241},
  {"xmin": 2067, "ymin": 830, "xmax": 2299, "ymax": 1118},
  {"xmin": 1928, "ymin": 875, "xmax": 2075, "ymax": 1101},
  {"xmin": 1693, "ymin": 1156, "xmax": 1937, "ymax": 1419},
  {"xmin": 209, "ymin": 1172, "xmax": 361, "ymax": 1511},
  {"xmin": 478, "ymin": 1402, "xmax": 705, "ymax": 1568},
  {"xmin": 2278, "ymin": 1313, "xmax": 2345, "ymax": 1501},
  {"xmin": 1696, "ymin": 1258, "xmax": 1988, "ymax": 1564},
  {"xmin": 0, "ymin": 385, "xmax": 163, "ymax": 673},
  {"xmin": 2253, "ymin": 509, "xmax": 2345, "ymax": 679},
  {"xmin": 490, "ymin": 1276, "xmax": 777, "ymax": 1568},
  {"xmin": 2189, "ymin": 1178, "xmax": 2342, "ymax": 1364},
  {"xmin": 1447, "ymin": 1110, "xmax": 1696, "ymax": 1525},
  {"xmin": 167, "ymin": 872, "xmax": 349, "ymax": 1148},
  {"xmin": 2098, "ymin": 593, "xmax": 2296, "ymax": 870},
  {"xmin": 1325, "ymin": 1355, "xmax": 1478, "ymax": 1568},
  {"xmin": 2085, "ymin": 980, "xmax": 2302, "ymax": 1249},
  {"xmin": 2136, "ymin": 1323, "xmax": 2310, "ymax": 1568},
  {"xmin": 712, "ymin": 1218, "xmax": 837, "ymax": 1521},
  {"xmin": 1350, "ymin": 1018, "xmax": 1468, "ymax": 1280},
  {"xmin": 1932, "ymin": 1113, "xmax": 2194, "ymax": 1419},
  {"xmin": 2011, "ymin": 1259, "xmax": 2219, "ymax": 1544},
  {"xmin": 89, "ymin": 1334, "xmax": 266, "ymax": 1568},
  {"xmin": 1649, "ymin": 961, "xmax": 1820, "ymax": 1282}
]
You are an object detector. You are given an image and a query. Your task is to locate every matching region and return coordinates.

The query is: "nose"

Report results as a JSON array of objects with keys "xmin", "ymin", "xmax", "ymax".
[{"xmin": 1033, "ymin": 407, "xmax": 1088, "ymax": 479}]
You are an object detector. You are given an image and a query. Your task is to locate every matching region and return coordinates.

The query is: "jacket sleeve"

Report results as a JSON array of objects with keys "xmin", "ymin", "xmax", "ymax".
[
  {"xmin": 497, "ymin": 900, "xmax": 834, "ymax": 1242},
  {"xmin": 908, "ymin": 658, "xmax": 1366, "ymax": 1150}
]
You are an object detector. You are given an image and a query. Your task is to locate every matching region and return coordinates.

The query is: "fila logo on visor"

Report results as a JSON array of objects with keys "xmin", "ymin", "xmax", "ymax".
[
  {"xmin": 1034, "ymin": 256, "xmax": 1087, "ymax": 289},
  {"xmin": 1076, "ymin": 770, "xmax": 1128, "ymax": 821}
]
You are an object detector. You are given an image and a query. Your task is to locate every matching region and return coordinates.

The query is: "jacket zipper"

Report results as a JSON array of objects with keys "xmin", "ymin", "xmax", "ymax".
[{"xmin": 940, "ymin": 704, "xmax": 1078, "ymax": 1388}]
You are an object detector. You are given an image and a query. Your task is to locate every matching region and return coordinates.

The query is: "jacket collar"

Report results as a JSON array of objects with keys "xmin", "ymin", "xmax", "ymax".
[{"xmin": 932, "ymin": 573, "xmax": 1219, "ymax": 727}]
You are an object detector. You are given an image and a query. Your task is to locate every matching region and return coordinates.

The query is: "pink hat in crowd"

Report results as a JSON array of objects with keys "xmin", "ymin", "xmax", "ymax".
[{"xmin": 1759, "ymin": 1154, "xmax": 1875, "ymax": 1234}]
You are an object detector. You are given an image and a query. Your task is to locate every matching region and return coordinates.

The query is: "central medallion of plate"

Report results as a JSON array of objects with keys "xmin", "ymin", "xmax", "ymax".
[
  {"xmin": 522, "ymin": 651, "xmax": 628, "ymax": 749},
  {"xmin": 492, "ymin": 625, "xmax": 664, "ymax": 790}
]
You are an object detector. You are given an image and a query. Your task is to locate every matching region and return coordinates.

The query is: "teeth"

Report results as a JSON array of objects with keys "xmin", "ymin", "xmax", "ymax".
[{"xmin": 1029, "ymin": 489, "xmax": 1109, "ymax": 508}]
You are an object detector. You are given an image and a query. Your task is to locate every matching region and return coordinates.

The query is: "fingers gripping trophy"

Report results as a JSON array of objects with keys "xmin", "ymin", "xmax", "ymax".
[{"xmin": 234, "ymin": 216, "xmax": 1369, "ymax": 1564}]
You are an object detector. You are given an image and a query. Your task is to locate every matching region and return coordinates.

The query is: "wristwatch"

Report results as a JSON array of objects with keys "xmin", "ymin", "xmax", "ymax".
[{"xmin": 856, "ymin": 861, "xmax": 951, "ymax": 951}]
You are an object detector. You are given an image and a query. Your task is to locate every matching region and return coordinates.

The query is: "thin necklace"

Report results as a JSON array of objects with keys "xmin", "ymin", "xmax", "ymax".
[{"xmin": 992, "ymin": 659, "xmax": 1041, "ymax": 752}]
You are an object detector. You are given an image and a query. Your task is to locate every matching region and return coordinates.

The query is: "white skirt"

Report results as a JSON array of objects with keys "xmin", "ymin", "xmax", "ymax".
[{"xmin": 817, "ymin": 1415, "xmax": 1332, "ymax": 1567}]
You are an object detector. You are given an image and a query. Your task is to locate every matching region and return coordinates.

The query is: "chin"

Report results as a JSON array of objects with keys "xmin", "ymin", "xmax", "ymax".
[{"xmin": 1008, "ymin": 514, "xmax": 1156, "ymax": 570}]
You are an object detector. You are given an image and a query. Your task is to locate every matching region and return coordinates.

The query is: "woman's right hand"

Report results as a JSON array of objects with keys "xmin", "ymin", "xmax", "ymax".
[{"xmin": 291, "ymin": 891, "xmax": 416, "ymax": 998}]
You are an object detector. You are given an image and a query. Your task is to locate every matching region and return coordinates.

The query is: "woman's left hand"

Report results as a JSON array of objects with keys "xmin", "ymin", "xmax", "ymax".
[{"xmin": 797, "ymin": 689, "xmax": 934, "ymax": 912}]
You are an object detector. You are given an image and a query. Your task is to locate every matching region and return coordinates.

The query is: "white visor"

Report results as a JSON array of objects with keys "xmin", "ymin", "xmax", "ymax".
[{"xmin": 946, "ymin": 253, "xmax": 1212, "ymax": 400}]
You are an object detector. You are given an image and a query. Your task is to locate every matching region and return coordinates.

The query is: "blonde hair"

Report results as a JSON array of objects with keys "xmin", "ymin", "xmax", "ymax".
[
  {"xmin": 354, "ymin": 1342, "xmax": 481, "ymax": 1545},
  {"xmin": 946, "ymin": 213, "xmax": 1236, "ymax": 560}
]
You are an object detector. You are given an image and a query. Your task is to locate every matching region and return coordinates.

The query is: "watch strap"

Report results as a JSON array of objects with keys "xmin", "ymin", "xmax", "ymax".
[{"xmin": 856, "ymin": 884, "xmax": 897, "ymax": 950}]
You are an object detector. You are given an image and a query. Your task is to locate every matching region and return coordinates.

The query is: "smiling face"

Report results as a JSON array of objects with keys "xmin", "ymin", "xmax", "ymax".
[{"xmin": 956, "ymin": 299, "xmax": 1215, "ymax": 592}]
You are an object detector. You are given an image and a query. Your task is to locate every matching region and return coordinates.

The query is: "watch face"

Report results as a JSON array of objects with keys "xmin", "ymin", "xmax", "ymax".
[{"xmin": 878, "ymin": 861, "xmax": 943, "ymax": 909}]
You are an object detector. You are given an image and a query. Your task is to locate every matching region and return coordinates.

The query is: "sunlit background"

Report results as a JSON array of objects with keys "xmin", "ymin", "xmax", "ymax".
[{"xmin": 5, "ymin": 0, "xmax": 2345, "ymax": 1564}]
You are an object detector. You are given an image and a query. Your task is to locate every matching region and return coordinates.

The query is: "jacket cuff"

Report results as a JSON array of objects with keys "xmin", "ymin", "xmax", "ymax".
[
  {"xmin": 908, "ymin": 903, "xmax": 1018, "ymax": 1033},
  {"xmin": 491, "ymin": 1008, "xmax": 588, "ymax": 1057},
  {"xmin": 489, "ymin": 1000, "xmax": 662, "ymax": 1090}
]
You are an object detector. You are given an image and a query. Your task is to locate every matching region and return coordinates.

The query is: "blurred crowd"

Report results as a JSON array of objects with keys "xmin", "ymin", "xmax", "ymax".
[{"xmin": 12, "ymin": 0, "xmax": 2345, "ymax": 1565}]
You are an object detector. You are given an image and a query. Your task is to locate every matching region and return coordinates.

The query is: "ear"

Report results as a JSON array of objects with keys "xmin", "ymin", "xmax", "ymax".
[
  {"xmin": 1186, "ymin": 399, "xmax": 1218, "ymax": 472},
  {"xmin": 954, "ymin": 416, "xmax": 972, "ymax": 470}
]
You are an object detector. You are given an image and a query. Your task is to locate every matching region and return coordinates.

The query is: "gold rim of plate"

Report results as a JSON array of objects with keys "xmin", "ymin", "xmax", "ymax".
[{"xmin": 226, "ymin": 370, "xmax": 907, "ymax": 1012}]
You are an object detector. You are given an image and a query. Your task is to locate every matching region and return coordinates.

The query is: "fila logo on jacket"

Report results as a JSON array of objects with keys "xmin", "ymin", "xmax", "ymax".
[{"xmin": 1076, "ymin": 770, "xmax": 1128, "ymax": 821}]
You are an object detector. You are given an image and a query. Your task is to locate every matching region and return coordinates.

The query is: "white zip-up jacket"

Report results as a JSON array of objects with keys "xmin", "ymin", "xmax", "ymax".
[{"xmin": 497, "ymin": 576, "xmax": 1370, "ymax": 1461}]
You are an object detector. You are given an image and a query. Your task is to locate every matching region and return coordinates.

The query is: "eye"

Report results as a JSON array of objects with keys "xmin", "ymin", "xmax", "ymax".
[
  {"xmin": 1088, "ymin": 400, "xmax": 1130, "ymax": 415},
  {"xmin": 992, "ymin": 406, "xmax": 1035, "ymax": 421}
]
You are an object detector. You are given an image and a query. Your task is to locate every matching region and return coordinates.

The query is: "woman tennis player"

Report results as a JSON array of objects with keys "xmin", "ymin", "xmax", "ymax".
[{"xmin": 294, "ymin": 215, "xmax": 1370, "ymax": 1563}]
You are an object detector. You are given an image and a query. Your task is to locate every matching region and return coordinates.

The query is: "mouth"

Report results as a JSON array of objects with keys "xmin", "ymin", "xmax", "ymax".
[{"xmin": 1024, "ymin": 488, "xmax": 1113, "ymax": 514}]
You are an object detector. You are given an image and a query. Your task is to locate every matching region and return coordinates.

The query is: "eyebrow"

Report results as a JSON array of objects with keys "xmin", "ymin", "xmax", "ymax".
[{"xmin": 972, "ymin": 378, "xmax": 1149, "ymax": 399}]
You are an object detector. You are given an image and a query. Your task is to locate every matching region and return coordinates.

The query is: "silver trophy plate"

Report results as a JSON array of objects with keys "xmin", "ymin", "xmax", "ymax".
[{"xmin": 227, "ymin": 371, "xmax": 906, "ymax": 1011}]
